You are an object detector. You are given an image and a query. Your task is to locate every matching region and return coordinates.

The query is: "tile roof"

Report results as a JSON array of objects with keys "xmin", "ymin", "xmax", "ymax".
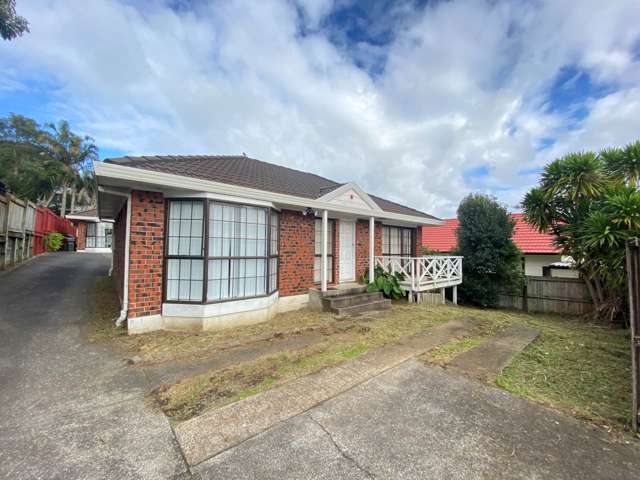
[
  {"xmin": 105, "ymin": 155, "xmax": 437, "ymax": 220},
  {"xmin": 422, "ymin": 214, "xmax": 560, "ymax": 254}
]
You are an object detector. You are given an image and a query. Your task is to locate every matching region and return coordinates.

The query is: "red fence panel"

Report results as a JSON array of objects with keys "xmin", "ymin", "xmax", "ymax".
[{"xmin": 33, "ymin": 207, "xmax": 76, "ymax": 255}]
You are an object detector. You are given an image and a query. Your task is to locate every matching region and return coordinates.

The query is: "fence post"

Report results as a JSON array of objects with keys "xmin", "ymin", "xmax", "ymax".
[{"xmin": 626, "ymin": 238, "xmax": 640, "ymax": 432}]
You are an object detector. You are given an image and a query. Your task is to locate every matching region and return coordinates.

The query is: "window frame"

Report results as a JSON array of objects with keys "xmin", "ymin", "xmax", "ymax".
[
  {"xmin": 313, "ymin": 217, "xmax": 335, "ymax": 285},
  {"xmin": 86, "ymin": 222, "xmax": 113, "ymax": 249},
  {"xmin": 162, "ymin": 198, "xmax": 280, "ymax": 305},
  {"xmin": 382, "ymin": 225, "xmax": 415, "ymax": 257}
]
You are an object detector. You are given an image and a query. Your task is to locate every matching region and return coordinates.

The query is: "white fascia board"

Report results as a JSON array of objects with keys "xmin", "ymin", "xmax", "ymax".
[
  {"xmin": 317, "ymin": 182, "xmax": 383, "ymax": 212},
  {"xmin": 163, "ymin": 190, "xmax": 277, "ymax": 209},
  {"xmin": 94, "ymin": 161, "xmax": 441, "ymax": 226},
  {"xmin": 66, "ymin": 215, "xmax": 100, "ymax": 222}
]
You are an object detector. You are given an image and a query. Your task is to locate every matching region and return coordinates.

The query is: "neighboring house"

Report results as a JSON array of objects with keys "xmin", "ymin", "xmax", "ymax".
[
  {"xmin": 66, "ymin": 208, "xmax": 113, "ymax": 252},
  {"xmin": 94, "ymin": 155, "xmax": 441, "ymax": 333},
  {"xmin": 422, "ymin": 214, "xmax": 578, "ymax": 278}
]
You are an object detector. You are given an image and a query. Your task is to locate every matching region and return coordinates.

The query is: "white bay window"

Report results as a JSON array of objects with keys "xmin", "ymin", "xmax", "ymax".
[{"xmin": 164, "ymin": 199, "xmax": 278, "ymax": 304}]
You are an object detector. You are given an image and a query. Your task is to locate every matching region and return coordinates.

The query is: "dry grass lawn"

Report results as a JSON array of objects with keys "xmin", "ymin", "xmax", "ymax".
[{"xmin": 90, "ymin": 277, "xmax": 633, "ymax": 435}]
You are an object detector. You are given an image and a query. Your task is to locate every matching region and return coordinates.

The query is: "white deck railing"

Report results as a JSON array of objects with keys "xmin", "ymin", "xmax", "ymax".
[{"xmin": 374, "ymin": 255, "xmax": 463, "ymax": 294}]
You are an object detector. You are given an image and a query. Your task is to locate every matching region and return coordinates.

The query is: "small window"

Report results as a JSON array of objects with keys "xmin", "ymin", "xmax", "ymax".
[
  {"xmin": 382, "ymin": 226, "xmax": 414, "ymax": 257},
  {"xmin": 314, "ymin": 218, "xmax": 334, "ymax": 283}
]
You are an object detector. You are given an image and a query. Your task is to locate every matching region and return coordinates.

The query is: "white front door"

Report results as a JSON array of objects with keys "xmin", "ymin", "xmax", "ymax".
[{"xmin": 339, "ymin": 220, "xmax": 356, "ymax": 282}]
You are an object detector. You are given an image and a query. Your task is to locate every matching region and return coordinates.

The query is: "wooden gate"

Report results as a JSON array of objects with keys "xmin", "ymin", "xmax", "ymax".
[{"xmin": 626, "ymin": 238, "xmax": 640, "ymax": 431}]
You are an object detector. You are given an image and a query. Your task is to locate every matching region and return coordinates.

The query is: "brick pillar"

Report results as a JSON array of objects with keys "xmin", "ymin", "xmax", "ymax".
[
  {"xmin": 279, "ymin": 210, "xmax": 315, "ymax": 296},
  {"xmin": 76, "ymin": 222, "xmax": 87, "ymax": 250},
  {"xmin": 331, "ymin": 219, "xmax": 339, "ymax": 285},
  {"xmin": 415, "ymin": 226, "xmax": 423, "ymax": 256},
  {"xmin": 355, "ymin": 220, "xmax": 382, "ymax": 280},
  {"xmin": 127, "ymin": 190, "xmax": 165, "ymax": 318}
]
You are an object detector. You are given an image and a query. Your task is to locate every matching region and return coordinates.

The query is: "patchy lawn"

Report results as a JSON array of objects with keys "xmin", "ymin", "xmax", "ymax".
[
  {"xmin": 420, "ymin": 306, "xmax": 632, "ymax": 436},
  {"xmin": 88, "ymin": 276, "xmax": 449, "ymax": 366},
  {"xmin": 90, "ymin": 277, "xmax": 632, "ymax": 434}
]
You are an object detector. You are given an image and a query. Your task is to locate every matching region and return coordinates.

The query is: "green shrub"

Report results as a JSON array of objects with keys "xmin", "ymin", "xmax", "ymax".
[
  {"xmin": 363, "ymin": 265, "xmax": 406, "ymax": 300},
  {"xmin": 44, "ymin": 232, "xmax": 64, "ymax": 252},
  {"xmin": 456, "ymin": 193, "xmax": 523, "ymax": 307}
]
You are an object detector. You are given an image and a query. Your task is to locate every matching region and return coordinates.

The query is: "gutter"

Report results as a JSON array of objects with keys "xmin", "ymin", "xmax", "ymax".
[{"xmin": 99, "ymin": 187, "xmax": 132, "ymax": 328}]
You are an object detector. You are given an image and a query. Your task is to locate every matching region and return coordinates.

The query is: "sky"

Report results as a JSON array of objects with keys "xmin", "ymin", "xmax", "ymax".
[{"xmin": 1, "ymin": 0, "xmax": 640, "ymax": 218}]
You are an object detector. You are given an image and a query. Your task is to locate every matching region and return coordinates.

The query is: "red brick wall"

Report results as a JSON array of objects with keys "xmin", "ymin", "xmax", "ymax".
[
  {"xmin": 355, "ymin": 220, "xmax": 382, "ymax": 280},
  {"xmin": 127, "ymin": 190, "xmax": 165, "ymax": 318},
  {"xmin": 331, "ymin": 219, "xmax": 340, "ymax": 285},
  {"xmin": 112, "ymin": 204, "xmax": 127, "ymax": 305},
  {"xmin": 279, "ymin": 209, "xmax": 315, "ymax": 296},
  {"xmin": 415, "ymin": 226, "xmax": 423, "ymax": 256},
  {"xmin": 75, "ymin": 222, "xmax": 87, "ymax": 251}
]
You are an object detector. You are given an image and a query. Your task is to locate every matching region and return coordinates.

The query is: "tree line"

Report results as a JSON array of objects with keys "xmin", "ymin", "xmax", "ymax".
[{"xmin": 0, "ymin": 114, "xmax": 99, "ymax": 216}]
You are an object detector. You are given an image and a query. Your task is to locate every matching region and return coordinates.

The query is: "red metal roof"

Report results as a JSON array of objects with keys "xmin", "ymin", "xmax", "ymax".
[{"xmin": 422, "ymin": 213, "xmax": 560, "ymax": 254}]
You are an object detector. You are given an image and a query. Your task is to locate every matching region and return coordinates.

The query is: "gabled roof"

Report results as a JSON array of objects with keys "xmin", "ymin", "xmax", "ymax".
[
  {"xmin": 422, "ymin": 214, "xmax": 560, "ymax": 254},
  {"xmin": 104, "ymin": 155, "xmax": 438, "ymax": 220}
]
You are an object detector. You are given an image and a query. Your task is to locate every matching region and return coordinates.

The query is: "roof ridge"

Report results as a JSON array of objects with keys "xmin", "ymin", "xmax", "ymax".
[{"xmin": 101, "ymin": 154, "xmax": 437, "ymax": 219}]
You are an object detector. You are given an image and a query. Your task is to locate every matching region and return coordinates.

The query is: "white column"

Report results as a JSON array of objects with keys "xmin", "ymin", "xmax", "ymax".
[
  {"xmin": 441, "ymin": 288, "xmax": 446, "ymax": 304},
  {"xmin": 453, "ymin": 285, "xmax": 458, "ymax": 305},
  {"xmin": 321, "ymin": 209, "xmax": 328, "ymax": 292},
  {"xmin": 369, "ymin": 216, "xmax": 375, "ymax": 284}
]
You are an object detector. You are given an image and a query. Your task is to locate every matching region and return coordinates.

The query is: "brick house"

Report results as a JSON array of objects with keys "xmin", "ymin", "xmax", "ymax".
[
  {"xmin": 66, "ymin": 208, "xmax": 113, "ymax": 252},
  {"xmin": 95, "ymin": 155, "xmax": 440, "ymax": 333}
]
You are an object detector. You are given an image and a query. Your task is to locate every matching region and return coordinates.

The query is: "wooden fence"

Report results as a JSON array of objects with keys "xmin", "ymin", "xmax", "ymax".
[
  {"xmin": 499, "ymin": 276, "xmax": 593, "ymax": 315},
  {"xmin": 0, "ymin": 192, "xmax": 75, "ymax": 270},
  {"xmin": 626, "ymin": 238, "xmax": 640, "ymax": 431}
]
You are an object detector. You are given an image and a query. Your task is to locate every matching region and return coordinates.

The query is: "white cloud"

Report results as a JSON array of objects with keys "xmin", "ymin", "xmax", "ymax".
[{"xmin": 1, "ymin": 0, "xmax": 639, "ymax": 217}]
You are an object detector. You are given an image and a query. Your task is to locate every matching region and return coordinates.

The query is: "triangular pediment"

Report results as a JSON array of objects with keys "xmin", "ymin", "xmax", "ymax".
[{"xmin": 318, "ymin": 182, "xmax": 382, "ymax": 211}]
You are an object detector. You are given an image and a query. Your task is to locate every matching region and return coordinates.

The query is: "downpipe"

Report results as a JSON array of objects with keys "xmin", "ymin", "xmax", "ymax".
[{"xmin": 98, "ymin": 186, "xmax": 131, "ymax": 328}]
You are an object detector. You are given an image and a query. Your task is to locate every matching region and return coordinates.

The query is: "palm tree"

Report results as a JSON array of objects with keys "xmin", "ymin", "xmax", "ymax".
[
  {"xmin": 601, "ymin": 141, "xmax": 640, "ymax": 187},
  {"xmin": 40, "ymin": 121, "xmax": 98, "ymax": 217}
]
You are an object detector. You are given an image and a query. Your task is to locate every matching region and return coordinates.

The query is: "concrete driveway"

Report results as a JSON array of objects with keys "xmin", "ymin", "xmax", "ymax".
[
  {"xmin": 1, "ymin": 253, "xmax": 639, "ymax": 479},
  {"xmin": 0, "ymin": 253, "xmax": 187, "ymax": 479}
]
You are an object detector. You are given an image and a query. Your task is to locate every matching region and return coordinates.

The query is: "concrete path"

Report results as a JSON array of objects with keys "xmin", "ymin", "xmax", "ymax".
[
  {"xmin": 142, "ymin": 330, "xmax": 330, "ymax": 388},
  {"xmin": 448, "ymin": 324, "xmax": 540, "ymax": 381},
  {"xmin": 0, "ymin": 253, "xmax": 187, "ymax": 479},
  {"xmin": 176, "ymin": 317, "xmax": 477, "ymax": 466},
  {"xmin": 193, "ymin": 360, "xmax": 640, "ymax": 480}
]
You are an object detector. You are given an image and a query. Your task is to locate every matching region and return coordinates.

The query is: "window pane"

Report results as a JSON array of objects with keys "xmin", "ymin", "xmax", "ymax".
[
  {"xmin": 270, "ymin": 212, "xmax": 279, "ymax": 255},
  {"xmin": 315, "ymin": 219, "xmax": 333, "ymax": 255},
  {"xmin": 166, "ymin": 259, "xmax": 203, "ymax": 301},
  {"xmin": 166, "ymin": 200, "xmax": 203, "ymax": 257},
  {"xmin": 269, "ymin": 258, "xmax": 278, "ymax": 292}
]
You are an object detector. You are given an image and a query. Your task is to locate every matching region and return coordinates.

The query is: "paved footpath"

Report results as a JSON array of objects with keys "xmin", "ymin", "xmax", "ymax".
[
  {"xmin": 448, "ymin": 324, "xmax": 539, "ymax": 380},
  {"xmin": 176, "ymin": 317, "xmax": 474, "ymax": 466},
  {"xmin": 0, "ymin": 253, "xmax": 188, "ymax": 479}
]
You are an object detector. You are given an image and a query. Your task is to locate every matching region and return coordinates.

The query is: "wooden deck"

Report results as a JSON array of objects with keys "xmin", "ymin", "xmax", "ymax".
[{"xmin": 374, "ymin": 255, "xmax": 463, "ymax": 302}]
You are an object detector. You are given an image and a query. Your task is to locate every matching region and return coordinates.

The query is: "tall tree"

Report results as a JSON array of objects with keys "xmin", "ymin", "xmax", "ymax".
[
  {"xmin": 0, "ymin": 114, "xmax": 99, "ymax": 213},
  {"xmin": 0, "ymin": 114, "xmax": 65, "ymax": 204},
  {"xmin": 456, "ymin": 193, "xmax": 523, "ymax": 307},
  {"xmin": 0, "ymin": 0, "xmax": 29, "ymax": 40},
  {"xmin": 523, "ymin": 143, "xmax": 640, "ymax": 323},
  {"xmin": 41, "ymin": 120, "xmax": 98, "ymax": 216}
]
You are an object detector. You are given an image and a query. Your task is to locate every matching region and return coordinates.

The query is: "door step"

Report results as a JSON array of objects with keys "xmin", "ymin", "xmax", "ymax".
[{"xmin": 321, "ymin": 290, "xmax": 391, "ymax": 316}]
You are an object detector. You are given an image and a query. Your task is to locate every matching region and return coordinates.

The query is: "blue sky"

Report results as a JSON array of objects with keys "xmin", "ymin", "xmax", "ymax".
[{"xmin": 1, "ymin": 0, "xmax": 640, "ymax": 217}]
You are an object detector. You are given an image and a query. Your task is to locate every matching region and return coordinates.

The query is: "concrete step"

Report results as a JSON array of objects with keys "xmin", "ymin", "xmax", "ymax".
[
  {"xmin": 333, "ymin": 298, "xmax": 392, "ymax": 316},
  {"xmin": 324, "ymin": 291, "xmax": 383, "ymax": 308},
  {"xmin": 324, "ymin": 284, "xmax": 367, "ymax": 296}
]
